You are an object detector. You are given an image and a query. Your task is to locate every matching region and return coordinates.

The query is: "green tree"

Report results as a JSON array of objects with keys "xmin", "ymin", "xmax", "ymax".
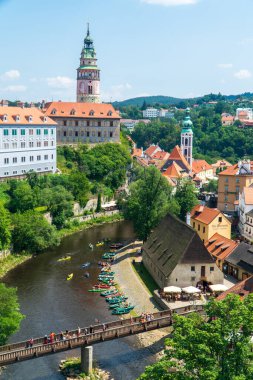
[
  {"xmin": 0, "ymin": 283, "xmax": 24, "ymax": 345},
  {"xmin": 0, "ymin": 202, "xmax": 11, "ymax": 251},
  {"xmin": 68, "ymin": 171, "xmax": 90, "ymax": 207},
  {"xmin": 203, "ymin": 179, "xmax": 218, "ymax": 193},
  {"xmin": 123, "ymin": 166, "xmax": 179, "ymax": 240},
  {"xmin": 96, "ymin": 192, "xmax": 102, "ymax": 213},
  {"xmin": 8, "ymin": 182, "xmax": 36, "ymax": 213},
  {"xmin": 175, "ymin": 180, "xmax": 198, "ymax": 221},
  {"xmin": 12, "ymin": 211, "xmax": 60, "ymax": 253},
  {"xmin": 138, "ymin": 294, "xmax": 253, "ymax": 380},
  {"xmin": 46, "ymin": 186, "xmax": 74, "ymax": 229}
]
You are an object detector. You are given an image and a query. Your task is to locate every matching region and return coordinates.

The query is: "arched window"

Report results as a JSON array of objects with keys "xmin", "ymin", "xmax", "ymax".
[
  {"xmin": 107, "ymin": 111, "xmax": 112, "ymax": 116},
  {"xmin": 89, "ymin": 110, "xmax": 94, "ymax": 116},
  {"xmin": 184, "ymin": 149, "xmax": 187, "ymax": 156},
  {"xmin": 28, "ymin": 115, "xmax": 33, "ymax": 123},
  {"xmin": 70, "ymin": 109, "xmax": 76, "ymax": 115},
  {"xmin": 16, "ymin": 115, "xmax": 20, "ymax": 122},
  {"xmin": 51, "ymin": 108, "xmax": 56, "ymax": 115},
  {"xmin": 3, "ymin": 114, "xmax": 7, "ymax": 122},
  {"xmin": 88, "ymin": 85, "xmax": 93, "ymax": 94},
  {"xmin": 185, "ymin": 138, "xmax": 188, "ymax": 145}
]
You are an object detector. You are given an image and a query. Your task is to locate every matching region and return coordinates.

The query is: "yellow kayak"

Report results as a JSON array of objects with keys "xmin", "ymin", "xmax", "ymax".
[
  {"xmin": 58, "ymin": 256, "xmax": 71, "ymax": 262},
  {"xmin": 67, "ymin": 273, "xmax": 73, "ymax": 281},
  {"xmin": 96, "ymin": 242, "xmax": 104, "ymax": 247}
]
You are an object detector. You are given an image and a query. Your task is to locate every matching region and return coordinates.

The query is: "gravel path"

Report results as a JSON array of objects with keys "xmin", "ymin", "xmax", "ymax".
[{"xmin": 113, "ymin": 247, "xmax": 159, "ymax": 315}]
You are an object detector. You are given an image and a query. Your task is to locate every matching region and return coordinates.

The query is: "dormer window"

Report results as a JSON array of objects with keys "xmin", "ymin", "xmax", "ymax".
[
  {"xmin": 107, "ymin": 111, "xmax": 112, "ymax": 116},
  {"xmin": 3, "ymin": 114, "xmax": 7, "ymax": 122},
  {"xmin": 51, "ymin": 108, "xmax": 56, "ymax": 115},
  {"xmin": 16, "ymin": 115, "xmax": 20, "ymax": 122},
  {"xmin": 43, "ymin": 116, "xmax": 47, "ymax": 123},
  {"xmin": 28, "ymin": 115, "xmax": 33, "ymax": 123},
  {"xmin": 70, "ymin": 109, "xmax": 76, "ymax": 115},
  {"xmin": 89, "ymin": 110, "xmax": 94, "ymax": 116}
]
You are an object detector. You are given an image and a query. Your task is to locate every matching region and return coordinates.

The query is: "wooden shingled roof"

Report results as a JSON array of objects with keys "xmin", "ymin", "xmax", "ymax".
[{"xmin": 143, "ymin": 213, "xmax": 215, "ymax": 278}]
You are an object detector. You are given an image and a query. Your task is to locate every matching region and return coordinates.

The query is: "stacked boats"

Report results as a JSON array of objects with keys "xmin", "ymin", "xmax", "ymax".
[{"xmin": 89, "ymin": 248, "xmax": 135, "ymax": 315}]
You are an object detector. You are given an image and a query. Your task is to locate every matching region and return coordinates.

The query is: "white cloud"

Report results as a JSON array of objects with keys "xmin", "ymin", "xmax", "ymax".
[
  {"xmin": 46, "ymin": 76, "xmax": 75, "ymax": 89},
  {"xmin": 101, "ymin": 83, "xmax": 133, "ymax": 102},
  {"xmin": 141, "ymin": 0, "xmax": 198, "ymax": 6},
  {"xmin": 234, "ymin": 69, "xmax": 252, "ymax": 80},
  {"xmin": 218, "ymin": 63, "xmax": 233, "ymax": 69},
  {"xmin": 1, "ymin": 69, "xmax": 20, "ymax": 80},
  {"xmin": 4, "ymin": 85, "xmax": 27, "ymax": 92}
]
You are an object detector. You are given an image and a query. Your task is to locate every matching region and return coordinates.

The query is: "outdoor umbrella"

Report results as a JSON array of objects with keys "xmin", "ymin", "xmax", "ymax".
[
  {"xmin": 163, "ymin": 286, "xmax": 182, "ymax": 293},
  {"xmin": 209, "ymin": 284, "xmax": 228, "ymax": 292},
  {"xmin": 182, "ymin": 286, "xmax": 201, "ymax": 294}
]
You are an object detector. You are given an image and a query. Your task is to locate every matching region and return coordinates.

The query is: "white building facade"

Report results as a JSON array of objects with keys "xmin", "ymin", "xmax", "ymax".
[
  {"xmin": 0, "ymin": 106, "xmax": 57, "ymax": 179},
  {"xmin": 142, "ymin": 108, "xmax": 159, "ymax": 118}
]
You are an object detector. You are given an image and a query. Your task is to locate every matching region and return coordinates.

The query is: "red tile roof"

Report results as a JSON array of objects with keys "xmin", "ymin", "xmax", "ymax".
[
  {"xmin": 219, "ymin": 162, "xmax": 253, "ymax": 176},
  {"xmin": 0, "ymin": 106, "xmax": 56, "ymax": 125},
  {"xmin": 152, "ymin": 151, "xmax": 170, "ymax": 160},
  {"xmin": 132, "ymin": 148, "xmax": 143, "ymax": 158},
  {"xmin": 192, "ymin": 160, "xmax": 212, "ymax": 174},
  {"xmin": 44, "ymin": 102, "xmax": 120, "ymax": 119},
  {"xmin": 217, "ymin": 276, "xmax": 253, "ymax": 300},
  {"xmin": 144, "ymin": 145, "xmax": 161, "ymax": 158},
  {"xmin": 191, "ymin": 205, "xmax": 223, "ymax": 225},
  {"xmin": 169, "ymin": 145, "xmax": 191, "ymax": 170},
  {"xmin": 162, "ymin": 161, "xmax": 184, "ymax": 179},
  {"xmin": 205, "ymin": 232, "xmax": 238, "ymax": 261}
]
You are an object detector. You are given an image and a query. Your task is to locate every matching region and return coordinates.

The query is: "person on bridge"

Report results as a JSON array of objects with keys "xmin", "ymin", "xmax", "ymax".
[
  {"xmin": 49, "ymin": 332, "xmax": 55, "ymax": 343},
  {"xmin": 43, "ymin": 335, "xmax": 48, "ymax": 344}
]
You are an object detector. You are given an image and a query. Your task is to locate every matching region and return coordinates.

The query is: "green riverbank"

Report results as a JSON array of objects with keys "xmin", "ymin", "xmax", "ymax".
[{"xmin": 0, "ymin": 213, "xmax": 124, "ymax": 280}]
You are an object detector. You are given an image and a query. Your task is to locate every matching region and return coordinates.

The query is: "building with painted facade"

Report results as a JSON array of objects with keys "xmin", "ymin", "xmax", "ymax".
[
  {"xmin": 43, "ymin": 102, "xmax": 120, "ymax": 144},
  {"xmin": 76, "ymin": 25, "xmax": 100, "ymax": 103},
  {"xmin": 0, "ymin": 106, "xmax": 56, "ymax": 179}
]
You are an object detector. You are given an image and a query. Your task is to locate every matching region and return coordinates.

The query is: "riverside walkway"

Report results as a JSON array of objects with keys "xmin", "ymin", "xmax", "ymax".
[{"xmin": 0, "ymin": 308, "xmax": 203, "ymax": 367}]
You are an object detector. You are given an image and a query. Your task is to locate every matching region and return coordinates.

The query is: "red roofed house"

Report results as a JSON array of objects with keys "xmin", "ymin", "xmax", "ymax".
[
  {"xmin": 192, "ymin": 159, "xmax": 214, "ymax": 183},
  {"xmin": 211, "ymin": 159, "xmax": 232, "ymax": 176},
  {"xmin": 43, "ymin": 102, "xmax": 120, "ymax": 144},
  {"xmin": 144, "ymin": 144, "xmax": 162, "ymax": 159},
  {"xmin": 221, "ymin": 113, "xmax": 235, "ymax": 126},
  {"xmin": 205, "ymin": 232, "xmax": 238, "ymax": 270},
  {"xmin": 190, "ymin": 205, "xmax": 231, "ymax": 243},
  {"xmin": 239, "ymin": 186, "xmax": 253, "ymax": 240},
  {"xmin": 217, "ymin": 275, "xmax": 253, "ymax": 300}
]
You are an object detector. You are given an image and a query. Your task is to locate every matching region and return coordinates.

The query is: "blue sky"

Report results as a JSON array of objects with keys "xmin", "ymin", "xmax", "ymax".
[{"xmin": 1, "ymin": 0, "xmax": 253, "ymax": 102}]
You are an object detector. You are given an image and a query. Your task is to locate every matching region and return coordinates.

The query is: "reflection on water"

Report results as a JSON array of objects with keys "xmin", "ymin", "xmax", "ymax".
[{"xmin": 1, "ymin": 221, "xmax": 156, "ymax": 380}]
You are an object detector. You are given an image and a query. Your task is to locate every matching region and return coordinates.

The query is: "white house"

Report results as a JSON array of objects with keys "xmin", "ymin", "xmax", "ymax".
[
  {"xmin": 239, "ymin": 186, "xmax": 253, "ymax": 236},
  {"xmin": 142, "ymin": 108, "xmax": 159, "ymax": 118},
  {"xmin": 0, "ymin": 106, "xmax": 57, "ymax": 179}
]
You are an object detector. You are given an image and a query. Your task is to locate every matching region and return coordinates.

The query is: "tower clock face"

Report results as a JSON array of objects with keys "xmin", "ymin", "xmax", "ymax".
[{"xmin": 79, "ymin": 82, "xmax": 85, "ymax": 92}]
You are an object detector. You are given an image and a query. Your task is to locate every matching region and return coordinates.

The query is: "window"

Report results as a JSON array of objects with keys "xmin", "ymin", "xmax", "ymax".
[
  {"xmin": 13, "ymin": 171, "xmax": 17, "ymax": 175},
  {"xmin": 37, "ymin": 155, "xmax": 41, "ymax": 161},
  {"xmin": 21, "ymin": 170, "xmax": 26, "ymax": 174},
  {"xmin": 3, "ymin": 129, "xmax": 8, "ymax": 136},
  {"xmin": 210, "ymin": 267, "xmax": 214, "ymax": 272},
  {"xmin": 69, "ymin": 130, "xmax": 72, "ymax": 136},
  {"xmin": 203, "ymin": 227, "xmax": 206, "ymax": 233},
  {"xmin": 51, "ymin": 108, "xmax": 56, "ymax": 115},
  {"xmin": 225, "ymin": 185, "xmax": 228, "ymax": 192},
  {"xmin": 29, "ymin": 142, "xmax": 34, "ymax": 148},
  {"xmin": 87, "ymin": 131, "xmax": 90, "ymax": 137},
  {"xmin": 107, "ymin": 111, "xmax": 112, "ymax": 117},
  {"xmin": 225, "ymin": 178, "xmax": 228, "ymax": 183},
  {"xmin": 110, "ymin": 132, "xmax": 113, "ymax": 138},
  {"xmin": 13, "ymin": 157, "xmax": 17, "ymax": 163},
  {"xmin": 44, "ymin": 129, "xmax": 48, "ymax": 135},
  {"xmin": 44, "ymin": 141, "xmax": 48, "ymax": 147},
  {"xmin": 193, "ymin": 222, "xmax": 195, "ymax": 228},
  {"xmin": 12, "ymin": 129, "xmax": 17, "ymax": 136},
  {"xmin": 191, "ymin": 266, "xmax": 195, "ymax": 272},
  {"xmin": 28, "ymin": 115, "xmax": 33, "ymax": 122},
  {"xmin": 21, "ymin": 157, "xmax": 26, "ymax": 163},
  {"xmin": 218, "ymin": 217, "xmax": 222, "ymax": 223},
  {"xmin": 37, "ymin": 168, "xmax": 41, "ymax": 171},
  {"xmin": 87, "ymin": 121, "xmax": 90, "ymax": 127},
  {"xmin": 37, "ymin": 142, "xmax": 41, "ymax": 147},
  {"xmin": 30, "ymin": 156, "xmax": 34, "ymax": 162},
  {"xmin": 110, "ymin": 121, "xmax": 113, "ymax": 127},
  {"xmin": 12, "ymin": 143, "xmax": 17, "ymax": 149},
  {"xmin": 21, "ymin": 142, "xmax": 25, "ymax": 148},
  {"xmin": 224, "ymin": 195, "xmax": 228, "ymax": 201},
  {"xmin": 3, "ymin": 115, "xmax": 7, "ymax": 122},
  {"xmin": 88, "ymin": 86, "xmax": 93, "ymax": 95},
  {"xmin": 236, "ymin": 186, "xmax": 240, "ymax": 193},
  {"xmin": 98, "ymin": 121, "xmax": 101, "ymax": 127},
  {"xmin": 98, "ymin": 131, "xmax": 101, "ymax": 137},
  {"xmin": 63, "ymin": 121, "xmax": 67, "ymax": 126},
  {"xmin": 63, "ymin": 131, "xmax": 67, "ymax": 137},
  {"xmin": 75, "ymin": 121, "xmax": 78, "ymax": 127},
  {"xmin": 36, "ymin": 129, "xmax": 41, "ymax": 135},
  {"xmin": 29, "ymin": 129, "xmax": 33, "ymax": 135},
  {"xmin": 4, "ymin": 158, "xmax": 9, "ymax": 164},
  {"xmin": 51, "ymin": 154, "xmax": 54, "ymax": 159},
  {"xmin": 51, "ymin": 141, "xmax": 54, "ymax": 146},
  {"xmin": 4, "ymin": 143, "xmax": 9, "ymax": 149},
  {"xmin": 198, "ymin": 224, "xmax": 200, "ymax": 231},
  {"xmin": 236, "ymin": 178, "xmax": 240, "ymax": 183},
  {"xmin": 44, "ymin": 155, "xmax": 48, "ymax": 160},
  {"xmin": 21, "ymin": 129, "xmax": 25, "ymax": 135},
  {"xmin": 51, "ymin": 129, "xmax": 54, "ymax": 135},
  {"xmin": 4, "ymin": 172, "xmax": 9, "ymax": 176},
  {"xmin": 191, "ymin": 277, "xmax": 196, "ymax": 282},
  {"xmin": 75, "ymin": 131, "xmax": 78, "ymax": 137}
]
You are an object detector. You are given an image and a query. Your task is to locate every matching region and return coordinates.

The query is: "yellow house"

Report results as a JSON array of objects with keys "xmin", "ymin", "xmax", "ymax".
[{"xmin": 190, "ymin": 205, "xmax": 231, "ymax": 243}]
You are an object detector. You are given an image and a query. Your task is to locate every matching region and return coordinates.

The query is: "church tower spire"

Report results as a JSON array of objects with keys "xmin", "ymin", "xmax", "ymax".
[
  {"xmin": 181, "ymin": 108, "xmax": 193, "ymax": 170},
  {"xmin": 76, "ymin": 24, "xmax": 100, "ymax": 103}
]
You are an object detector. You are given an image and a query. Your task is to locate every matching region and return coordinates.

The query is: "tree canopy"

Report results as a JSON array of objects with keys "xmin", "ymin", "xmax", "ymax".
[
  {"xmin": 0, "ymin": 202, "xmax": 11, "ymax": 251},
  {"xmin": 138, "ymin": 294, "xmax": 253, "ymax": 380},
  {"xmin": 0, "ymin": 283, "xmax": 24, "ymax": 345}
]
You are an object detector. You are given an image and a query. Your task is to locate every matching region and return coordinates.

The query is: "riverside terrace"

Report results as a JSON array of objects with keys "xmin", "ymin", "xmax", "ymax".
[{"xmin": 0, "ymin": 307, "xmax": 204, "ymax": 367}]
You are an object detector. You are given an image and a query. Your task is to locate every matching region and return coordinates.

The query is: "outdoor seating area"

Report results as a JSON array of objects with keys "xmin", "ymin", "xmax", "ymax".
[{"xmin": 158, "ymin": 283, "xmax": 228, "ymax": 302}]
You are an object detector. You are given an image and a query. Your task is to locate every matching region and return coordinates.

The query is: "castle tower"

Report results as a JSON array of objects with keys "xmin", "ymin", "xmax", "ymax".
[
  {"xmin": 181, "ymin": 108, "xmax": 193, "ymax": 170},
  {"xmin": 76, "ymin": 24, "xmax": 100, "ymax": 103}
]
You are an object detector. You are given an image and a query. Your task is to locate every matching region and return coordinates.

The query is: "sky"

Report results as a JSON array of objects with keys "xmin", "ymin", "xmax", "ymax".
[{"xmin": 1, "ymin": 0, "xmax": 253, "ymax": 102}]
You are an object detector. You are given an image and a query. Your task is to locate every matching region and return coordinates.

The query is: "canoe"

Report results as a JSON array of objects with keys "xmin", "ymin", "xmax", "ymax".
[
  {"xmin": 107, "ymin": 296, "xmax": 128, "ymax": 304},
  {"xmin": 81, "ymin": 262, "xmax": 90, "ymax": 268},
  {"xmin": 109, "ymin": 302, "xmax": 130, "ymax": 309},
  {"xmin": 100, "ymin": 290, "xmax": 117, "ymax": 297},
  {"xmin": 98, "ymin": 275, "xmax": 114, "ymax": 279},
  {"xmin": 96, "ymin": 242, "xmax": 104, "ymax": 247},
  {"xmin": 93, "ymin": 284, "xmax": 110, "ymax": 289},
  {"xmin": 99, "ymin": 279, "xmax": 116, "ymax": 285},
  {"xmin": 58, "ymin": 256, "xmax": 71, "ymax": 262},
  {"xmin": 104, "ymin": 293, "xmax": 121, "ymax": 299},
  {"xmin": 112, "ymin": 306, "xmax": 134, "ymax": 315},
  {"xmin": 67, "ymin": 273, "xmax": 73, "ymax": 281},
  {"xmin": 88, "ymin": 288, "xmax": 105, "ymax": 293}
]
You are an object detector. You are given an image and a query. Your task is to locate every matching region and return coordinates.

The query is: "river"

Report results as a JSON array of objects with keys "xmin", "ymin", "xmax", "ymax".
[{"xmin": 1, "ymin": 221, "xmax": 156, "ymax": 380}]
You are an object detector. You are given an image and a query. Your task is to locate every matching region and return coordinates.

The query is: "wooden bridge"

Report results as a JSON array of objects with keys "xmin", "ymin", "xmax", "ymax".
[{"xmin": 0, "ymin": 307, "xmax": 204, "ymax": 367}]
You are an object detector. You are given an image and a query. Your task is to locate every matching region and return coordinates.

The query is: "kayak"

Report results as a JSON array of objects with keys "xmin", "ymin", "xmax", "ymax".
[
  {"xmin": 58, "ymin": 256, "xmax": 71, "ymax": 262},
  {"xmin": 99, "ymin": 271, "xmax": 115, "ymax": 276},
  {"xmin": 93, "ymin": 284, "xmax": 111, "ymax": 289},
  {"xmin": 109, "ymin": 302, "xmax": 130, "ymax": 309},
  {"xmin": 107, "ymin": 296, "xmax": 128, "ymax": 304},
  {"xmin": 82, "ymin": 262, "xmax": 90, "ymax": 268},
  {"xmin": 99, "ymin": 279, "xmax": 116, "ymax": 285},
  {"xmin": 67, "ymin": 273, "xmax": 73, "ymax": 281},
  {"xmin": 112, "ymin": 306, "xmax": 134, "ymax": 315},
  {"xmin": 98, "ymin": 274, "xmax": 114, "ymax": 279},
  {"xmin": 100, "ymin": 290, "xmax": 118, "ymax": 297},
  {"xmin": 88, "ymin": 288, "xmax": 105, "ymax": 293},
  {"xmin": 96, "ymin": 242, "xmax": 104, "ymax": 247}
]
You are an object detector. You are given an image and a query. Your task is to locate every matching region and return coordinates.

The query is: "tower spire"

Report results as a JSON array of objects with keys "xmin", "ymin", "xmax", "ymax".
[
  {"xmin": 181, "ymin": 107, "xmax": 193, "ymax": 170},
  {"xmin": 87, "ymin": 22, "xmax": 90, "ymax": 37}
]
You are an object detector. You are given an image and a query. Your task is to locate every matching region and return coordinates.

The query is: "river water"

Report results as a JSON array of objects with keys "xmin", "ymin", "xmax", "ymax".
[{"xmin": 1, "ymin": 221, "xmax": 156, "ymax": 380}]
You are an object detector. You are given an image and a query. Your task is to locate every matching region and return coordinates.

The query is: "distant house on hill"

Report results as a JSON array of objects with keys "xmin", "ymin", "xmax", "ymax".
[
  {"xmin": 192, "ymin": 160, "xmax": 214, "ymax": 183},
  {"xmin": 142, "ymin": 213, "xmax": 224, "ymax": 288}
]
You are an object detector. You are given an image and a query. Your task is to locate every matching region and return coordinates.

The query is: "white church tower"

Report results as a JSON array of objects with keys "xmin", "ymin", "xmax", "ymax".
[{"xmin": 181, "ymin": 108, "xmax": 193, "ymax": 170}]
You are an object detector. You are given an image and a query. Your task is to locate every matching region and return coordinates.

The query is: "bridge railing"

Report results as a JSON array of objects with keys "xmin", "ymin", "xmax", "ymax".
[
  {"xmin": 0, "ymin": 310, "xmax": 171, "ymax": 354},
  {"xmin": 0, "ymin": 312, "xmax": 173, "ymax": 365}
]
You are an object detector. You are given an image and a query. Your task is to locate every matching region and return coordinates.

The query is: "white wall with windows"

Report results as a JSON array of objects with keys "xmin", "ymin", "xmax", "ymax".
[{"xmin": 0, "ymin": 125, "xmax": 56, "ymax": 178}]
